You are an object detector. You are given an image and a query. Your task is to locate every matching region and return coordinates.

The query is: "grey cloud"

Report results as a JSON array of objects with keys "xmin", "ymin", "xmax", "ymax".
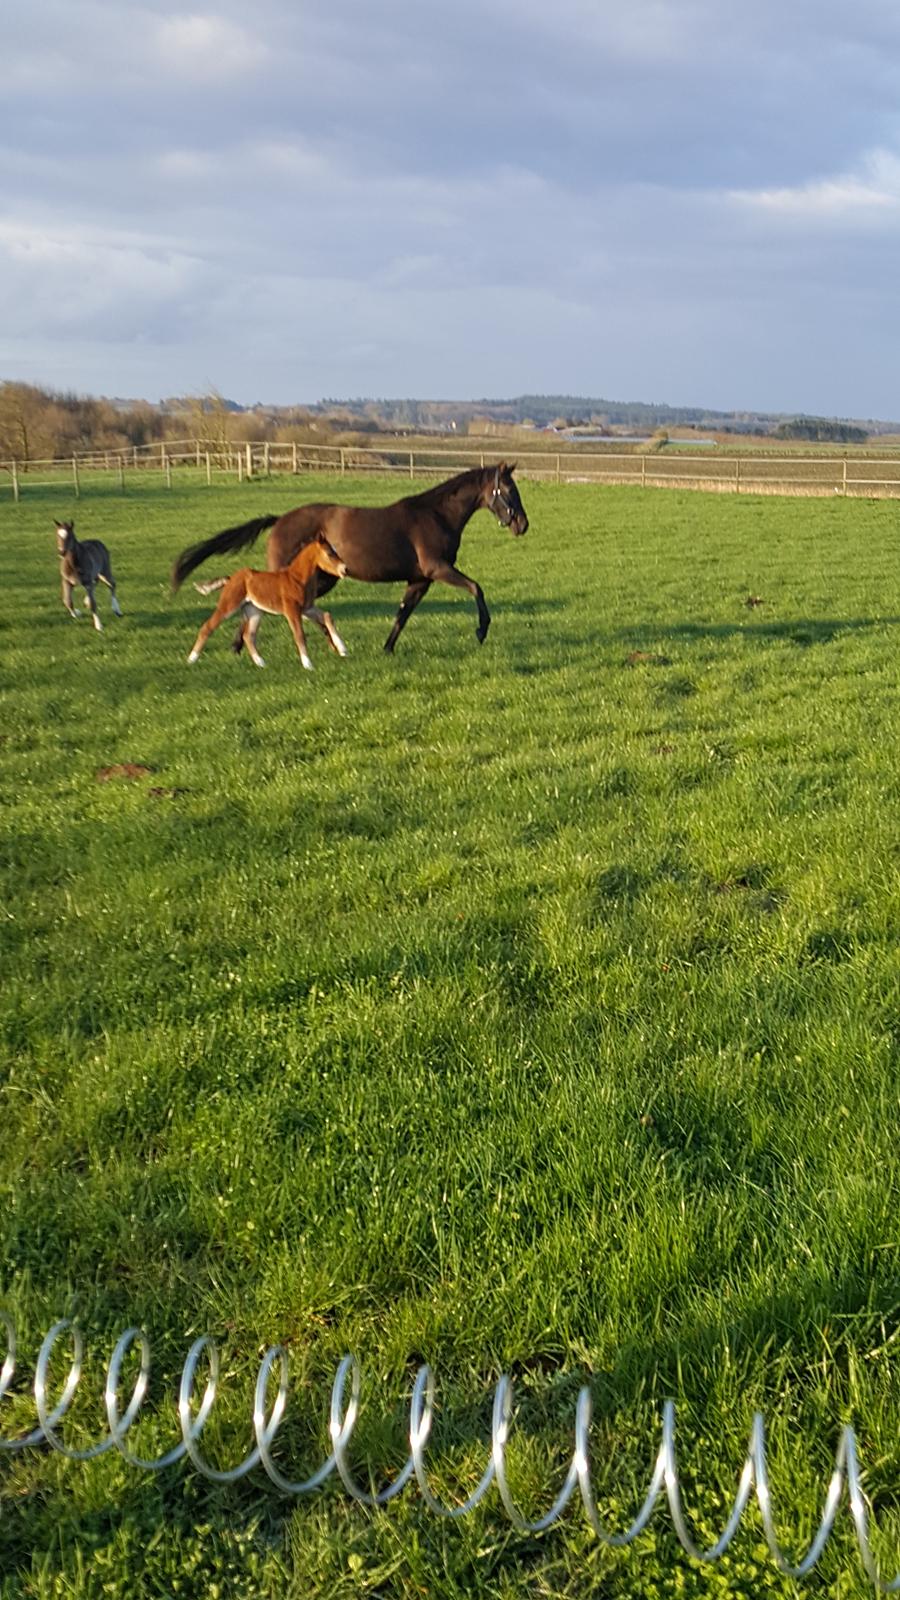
[{"xmin": 4, "ymin": 0, "xmax": 900, "ymax": 412}]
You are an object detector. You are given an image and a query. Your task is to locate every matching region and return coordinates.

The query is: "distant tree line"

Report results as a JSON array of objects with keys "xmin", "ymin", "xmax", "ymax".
[
  {"xmin": 325, "ymin": 394, "xmax": 738, "ymax": 430},
  {"xmin": 772, "ymin": 417, "xmax": 869, "ymax": 444},
  {"xmin": 316, "ymin": 393, "xmax": 824, "ymax": 433},
  {"xmin": 0, "ymin": 384, "xmax": 337, "ymax": 464},
  {"xmin": 0, "ymin": 382, "xmax": 878, "ymax": 460},
  {"xmin": 0, "ymin": 382, "xmax": 169, "ymax": 464}
]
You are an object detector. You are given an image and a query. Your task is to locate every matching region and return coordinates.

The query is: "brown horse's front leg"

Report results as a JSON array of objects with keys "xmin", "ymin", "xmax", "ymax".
[
  {"xmin": 283, "ymin": 601, "xmax": 313, "ymax": 669},
  {"xmin": 384, "ymin": 579, "xmax": 431, "ymax": 653},
  {"xmin": 84, "ymin": 582, "xmax": 103, "ymax": 632},
  {"xmin": 61, "ymin": 577, "xmax": 80, "ymax": 618},
  {"xmin": 425, "ymin": 563, "xmax": 490, "ymax": 643}
]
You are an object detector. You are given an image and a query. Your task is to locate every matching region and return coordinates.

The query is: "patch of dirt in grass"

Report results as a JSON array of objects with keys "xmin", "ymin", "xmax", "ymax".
[
  {"xmin": 95, "ymin": 763, "xmax": 154, "ymax": 781},
  {"xmin": 625, "ymin": 650, "xmax": 672, "ymax": 666},
  {"xmin": 711, "ymin": 863, "xmax": 784, "ymax": 913}
]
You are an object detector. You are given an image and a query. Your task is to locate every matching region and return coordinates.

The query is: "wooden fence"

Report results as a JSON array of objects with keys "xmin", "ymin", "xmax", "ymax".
[{"xmin": 6, "ymin": 438, "xmax": 900, "ymax": 501}]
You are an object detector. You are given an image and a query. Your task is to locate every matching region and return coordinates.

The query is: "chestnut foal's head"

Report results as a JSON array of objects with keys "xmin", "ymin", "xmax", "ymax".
[{"xmin": 313, "ymin": 532, "xmax": 348, "ymax": 579}]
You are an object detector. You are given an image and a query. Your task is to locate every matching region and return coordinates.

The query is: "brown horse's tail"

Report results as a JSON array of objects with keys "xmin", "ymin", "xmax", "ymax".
[{"xmin": 170, "ymin": 515, "xmax": 279, "ymax": 592}]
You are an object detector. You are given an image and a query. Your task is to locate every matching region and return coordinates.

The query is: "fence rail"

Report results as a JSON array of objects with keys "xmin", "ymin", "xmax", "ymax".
[{"xmin": 5, "ymin": 439, "xmax": 900, "ymax": 501}]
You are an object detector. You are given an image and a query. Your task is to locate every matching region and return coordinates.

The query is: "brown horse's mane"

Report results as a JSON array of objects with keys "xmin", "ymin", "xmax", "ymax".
[{"xmin": 409, "ymin": 465, "xmax": 487, "ymax": 508}]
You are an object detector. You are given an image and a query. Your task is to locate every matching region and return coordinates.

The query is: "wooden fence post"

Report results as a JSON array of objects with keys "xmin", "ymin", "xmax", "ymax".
[
  {"xmin": 843, "ymin": 459, "xmax": 848, "ymax": 496},
  {"xmin": 264, "ymin": 441, "xmax": 270, "ymax": 476},
  {"xmin": 206, "ymin": 451, "xmax": 211, "ymax": 486},
  {"xmin": 641, "ymin": 455, "xmax": 646, "ymax": 488},
  {"xmin": 556, "ymin": 454, "xmax": 561, "ymax": 483},
  {"xmin": 165, "ymin": 456, "xmax": 172, "ymax": 489},
  {"xmin": 409, "ymin": 451, "xmax": 414, "ymax": 479},
  {"xmin": 72, "ymin": 455, "xmax": 80, "ymax": 498},
  {"xmin": 245, "ymin": 443, "xmax": 253, "ymax": 479},
  {"xmin": 237, "ymin": 451, "xmax": 243, "ymax": 483},
  {"xmin": 11, "ymin": 461, "xmax": 19, "ymax": 502},
  {"xmin": 340, "ymin": 448, "xmax": 345, "ymax": 477},
  {"xmin": 735, "ymin": 458, "xmax": 741, "ymax": 493},
  {"xmin": 292, "ymin": 442, "xmax": 298, "ymax": 474},
  {"xmin": 118, "ymin": 456, "xmax": 125, "ymax": 493}
]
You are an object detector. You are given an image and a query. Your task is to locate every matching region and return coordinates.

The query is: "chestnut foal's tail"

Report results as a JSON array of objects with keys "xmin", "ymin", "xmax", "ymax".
[{"xmin": 171, "ymin": 515, "xmax": 279, "ymax": 592}]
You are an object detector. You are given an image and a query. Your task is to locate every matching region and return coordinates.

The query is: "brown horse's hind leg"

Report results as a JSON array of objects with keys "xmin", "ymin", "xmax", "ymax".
[
  {"xmin": 423, "ymin": 563, "xmax": 490, "ymax": 643},
  {"xmin": 384, "ymin": 579, "xmax": 431, "ymax": 653},
  {"xmin": 240, "ymin": 607, "xmax": 267, "ymax": 667},
  {"xmin": 97, "ymin": 567, "xmax": 123, "ymax": 616}
]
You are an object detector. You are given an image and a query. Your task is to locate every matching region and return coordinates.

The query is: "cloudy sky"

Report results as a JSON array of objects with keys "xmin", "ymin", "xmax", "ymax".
[{"xmin": 5, "ymin": 1, "xmax": 900, "ymax": 415}]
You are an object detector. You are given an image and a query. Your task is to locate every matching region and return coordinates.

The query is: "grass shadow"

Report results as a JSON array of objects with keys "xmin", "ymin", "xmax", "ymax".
[{"xmin": 631, "ymin": 616, "xmax": 900, "ymax": 643}]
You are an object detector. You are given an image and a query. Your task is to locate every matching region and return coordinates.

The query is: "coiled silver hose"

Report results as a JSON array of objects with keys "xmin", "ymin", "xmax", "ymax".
[{"xmin": 1, "ymin": 1313, "xmax": 897, "ymax": 1590}]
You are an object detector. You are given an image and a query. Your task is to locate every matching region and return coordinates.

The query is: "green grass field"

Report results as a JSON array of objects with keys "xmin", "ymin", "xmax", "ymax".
[{"xmin": 2, "ymin": 474, "xmax": 900, "ymax": 1597}]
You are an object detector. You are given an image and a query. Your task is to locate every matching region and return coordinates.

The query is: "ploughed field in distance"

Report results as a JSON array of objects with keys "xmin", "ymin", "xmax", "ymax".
[{"xmin": 2, "ymin": 474, "xmax": 900, "ymax": 1599}]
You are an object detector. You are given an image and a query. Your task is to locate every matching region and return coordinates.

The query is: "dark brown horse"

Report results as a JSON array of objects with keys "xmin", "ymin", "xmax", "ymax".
[{"xmin": 171, "ymin": 463, "xmax": 528, "ymax": 652}]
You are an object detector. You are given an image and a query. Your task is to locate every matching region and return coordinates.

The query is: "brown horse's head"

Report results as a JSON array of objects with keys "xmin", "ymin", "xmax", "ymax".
[
  {"xmin": 314, "ymin": 531, "xmax": 348, "ymax": 579},
  {"xmin": 488, "ymin": 463, "xmax": 528, "ymax": 536},
  {"xmin": 54, "ymin": 519, "xmax": 75, "ymax": 554}
]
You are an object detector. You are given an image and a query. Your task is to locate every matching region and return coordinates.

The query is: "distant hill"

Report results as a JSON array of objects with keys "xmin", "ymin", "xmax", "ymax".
[
  {"xmin": 61, "ymin": 389, "xmax": 900, "ymax": 437},
  {"xmin": 310, "ymin": 394, "xmax": 900, "ymax": 437},
  {"xmin": 4, "ymin": 380, "xmax": 897, "ymax": 460}
]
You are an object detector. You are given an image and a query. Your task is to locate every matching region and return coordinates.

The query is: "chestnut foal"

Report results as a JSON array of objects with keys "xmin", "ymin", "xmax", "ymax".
[{"xmin": 187, "ymin": 532, "xmax": 348, "ymax": 669}]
